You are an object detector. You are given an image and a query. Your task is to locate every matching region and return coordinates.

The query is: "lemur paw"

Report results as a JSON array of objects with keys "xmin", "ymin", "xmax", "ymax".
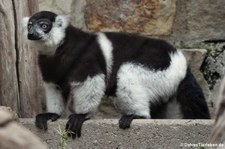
[
  {"xmin": 35, "ymin": 113, "xmax": 60, "ymax": 130},
  {"xmin": 119, "ymin": 114, "xmax": 144, "ymax": 129},
  {"xmin": 65, "ymin": 114, "xmax": 88, "ymax": 139},
  {"xmin": 119, "ymin": 114, "xmax": 135, "ymax": 129}
]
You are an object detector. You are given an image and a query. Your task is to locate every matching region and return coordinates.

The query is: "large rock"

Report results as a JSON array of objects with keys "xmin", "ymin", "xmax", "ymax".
[
  {"xmin": 0, "ymin": 122, "xmax": 48, "ymax": 149},
  {"xmin": 0, "ymin": 107, "xmax": 47, "ymax": 149},
  {"xmin": 38, "ymin": 0, "xmax": 73, "ymax": 15},
  {"xmin": 167, "ymin": 0, "xmax": 225, "ymax": 43},
  {"xmin": 209, "ymin": 77, "xmax": 225, "ymax": 145},
  {"xmin": 85, "ymin": 0, "xmax": 176, "ymax": 35},
  {"xmin": 202, "ymin": 44, "xmax": 225, "ymax": 89},
  {"xmin": 70, "ymin": 0, "xmax": 87, "ymax": 30},
  {"xmin": 202, "ymin": 44, "xmax": 225, "ymax": 118},
  {"xmin": 186, "ymin": 0, "xmax": 225, "ymax": 42},
  {"xmin": 0, "ymin": 106, "xmax": 19, "ymax": 124}
]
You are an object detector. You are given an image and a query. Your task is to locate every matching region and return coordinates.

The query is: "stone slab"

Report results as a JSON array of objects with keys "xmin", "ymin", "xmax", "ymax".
[{"xmin": 21, "ymin": 119, "xmax": 214, "ymax": 149}]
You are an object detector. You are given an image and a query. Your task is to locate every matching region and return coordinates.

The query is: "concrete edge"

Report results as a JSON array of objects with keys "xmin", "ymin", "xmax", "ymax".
[{"xmin": 20, "ymin": 119, "xmax": 214, "ymax": 149}]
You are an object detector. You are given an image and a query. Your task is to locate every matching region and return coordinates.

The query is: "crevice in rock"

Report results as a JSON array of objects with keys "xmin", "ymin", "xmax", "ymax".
[
  {"xmin": 200, "ymin": 42, "xmax": 225, "ymax": 89},
  {"xmin": 204, "ymin": 40, "xmax": 225, "ymax": 43}
]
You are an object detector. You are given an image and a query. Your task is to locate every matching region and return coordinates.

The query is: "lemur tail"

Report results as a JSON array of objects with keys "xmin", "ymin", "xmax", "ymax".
[{"xmin": 176, "ymin": 68, "xmax": 210, "ymax": 119}]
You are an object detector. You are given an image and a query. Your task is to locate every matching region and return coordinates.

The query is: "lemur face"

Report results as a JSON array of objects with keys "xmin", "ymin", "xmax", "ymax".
[
  {"xmin": 23, "ymin": 11, "xmax": 69, "ymax": 46},
  {"xmin": 26, "ymin": 11, "xmax": 56, "ymax": 40}
]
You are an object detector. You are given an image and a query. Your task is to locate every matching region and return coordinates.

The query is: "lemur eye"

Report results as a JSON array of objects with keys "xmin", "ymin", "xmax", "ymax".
[
  {"xmin": 27, "ymin": 22, "xmax": 32, "ymax": 30},
  {"xmin": 41, "ymin": 24, "xmax": 48, "ymax": 30},
  {"xmin": 28, "ymin": 24, "xmax": 32, "ymax": 30}
]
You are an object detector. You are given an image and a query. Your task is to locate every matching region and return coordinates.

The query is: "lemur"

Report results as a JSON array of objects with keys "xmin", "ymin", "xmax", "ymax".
[{"xmin": 23, "ymin": 11, "xmax": 210, "ymax": 138}]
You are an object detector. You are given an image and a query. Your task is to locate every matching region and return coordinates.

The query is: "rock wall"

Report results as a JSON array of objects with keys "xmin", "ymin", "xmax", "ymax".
[
  {"xmin": 39, "ymin": 0, "xmax": 225, "ymax": 43},
  {"xmin": 85, "ymin": 0, "xmax": 176, "ymax": 36}
]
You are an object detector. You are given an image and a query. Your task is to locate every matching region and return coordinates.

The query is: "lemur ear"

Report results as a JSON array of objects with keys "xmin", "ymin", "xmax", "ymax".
[
  {"xmin": 55, "ymin": 15, "xmax": 69, "ymax": 29},
  {"xmin": 22, "ymin": 17, "xmax": 29, "ymax": 28}
]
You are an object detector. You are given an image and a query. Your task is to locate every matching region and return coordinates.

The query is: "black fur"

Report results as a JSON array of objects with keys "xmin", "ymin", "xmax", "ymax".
[
  {"xmin": 28, "ymin": 11, "xmax": 57, "ymax": 40},
  {"xmin": 104, "ymin": 33, "xmax": 176, "ymax": 95},
  {"xmin": 38, "ymin": 26, "xmax": 106, "ymax": 100},
  {"xmin": 29, "ymin": 11, "xmax": 57, "ymax": 27},
  {"xmin": 177, "ymin": 68, "xmax": 210, "ymax": 119},
  {"xmin": 38, "ymin": 27, "xmax": 177, "ymax": 97}
]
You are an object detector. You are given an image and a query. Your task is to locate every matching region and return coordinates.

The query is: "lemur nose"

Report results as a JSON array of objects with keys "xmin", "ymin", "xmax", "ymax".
[
  {"xmin": 28, "ymin": 32, "xmax": 41, "ymax": 40},
  {"xmin": 28, "ymin": 33, "xmax": 35, "ymax": 40}
]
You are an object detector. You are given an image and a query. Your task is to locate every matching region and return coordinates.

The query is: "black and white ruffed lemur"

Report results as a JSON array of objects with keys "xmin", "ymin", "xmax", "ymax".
[{"xmin": 23, "ymin": 11, "xmax": 210, "ymax": 138}]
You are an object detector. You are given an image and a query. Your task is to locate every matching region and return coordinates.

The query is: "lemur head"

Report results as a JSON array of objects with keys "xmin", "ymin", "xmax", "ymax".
[{"xmin": 23, "ymin": 11, "xmax": 69, "ymax": 46}]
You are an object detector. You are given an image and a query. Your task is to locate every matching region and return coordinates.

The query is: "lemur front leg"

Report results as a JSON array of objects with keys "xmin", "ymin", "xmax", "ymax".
[
  {"xmin": 66, "ymin": 74, "xmax": 105, "ymax": 138},
  {"xmin": 36, "ymin": 82, "xmax": 65, "ymax": 130}
]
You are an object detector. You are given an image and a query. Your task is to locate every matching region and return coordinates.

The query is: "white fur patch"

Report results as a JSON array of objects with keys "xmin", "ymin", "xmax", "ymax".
[
  {"xmin": 55, "ymin": 15, "xmax": 69, "ymax": 29},
  {"xmin": 43, "ymin": 15, "xmax": 69, "ymax": 47},
  {"xmin": 70, "ymin": 74, "xmax": 106, "ymax": 114},
  {"xmin": 155, "ymin": 96, "xmax": 183, "ymax": 119},
  {"xmin": 22, "ymin": 17, "xmax": 29, "ymax": 37},
  {"xmin": 44, "ymin": 82, "xmax": 65, "ymax": 115},
  {"xmin": 115, "ymin": 51, "xmax": 187, "ymax": 118},
  {"xmin": 97, "ymin": 33, "xmax": 113, "ymax": 80}
]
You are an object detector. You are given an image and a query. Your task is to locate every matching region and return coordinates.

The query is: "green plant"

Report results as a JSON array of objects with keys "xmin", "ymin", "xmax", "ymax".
[{"xmin": 56, "ymin": 125, "xmax": 69, "ymax": 149}]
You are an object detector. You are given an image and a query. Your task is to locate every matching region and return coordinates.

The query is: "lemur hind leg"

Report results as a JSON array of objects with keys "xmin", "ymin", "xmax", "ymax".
[
  {"xmin": 115, "ymin": 64, "xmax": 152, "ymax": 129},
  {"xmin": 116, "ymin": 88, "xmax": 150, "ymax": 129}
]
